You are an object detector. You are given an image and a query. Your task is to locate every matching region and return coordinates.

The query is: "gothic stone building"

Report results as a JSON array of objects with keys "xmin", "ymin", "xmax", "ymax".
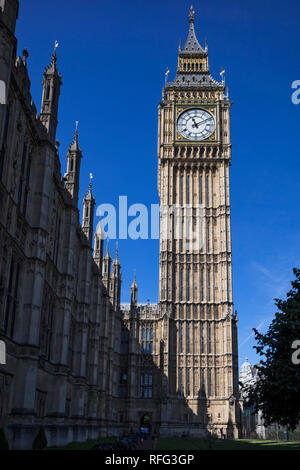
[{"xmin": 0, "ymin": 1, "xmax": 241, "ymax": 449}]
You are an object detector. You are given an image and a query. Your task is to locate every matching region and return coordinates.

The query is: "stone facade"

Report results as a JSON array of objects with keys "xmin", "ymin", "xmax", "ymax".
[
  {"xmin": 0, "ymin": 2, "xmax": 241, "ymax": 449},
  {"xmin": 0, "ymin": 0, "xmax": 122, "ymax": 449}
]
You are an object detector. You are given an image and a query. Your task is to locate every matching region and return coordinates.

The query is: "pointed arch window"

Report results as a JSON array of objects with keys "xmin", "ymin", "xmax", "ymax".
[
  {"xmin": 201, "ymin": 368, "xmax": 205, "ymax": 393},
  {"xmin": 208, "ymin": 369, "xmax": 212, "ymax": 396},
  {"xmin": 179, "ymin": 268, "xmax": 183, "ymax": 301},
  {"xmin": 206, "ymin": 174, "xmax": 210, "ymax": 206},
  {"xmin": 187, "ymin": 322, "xmax": 190, "ymax": 353},
  {"xmin": 207, "ymin": 219, "xmax": 210, "ymax": 252},
  {"xmin": 179, "ymin": 323, "xmax": 183, "ymax": 353},
  {"xmin": 45, "ymin": 82, "xmax": 50, "ymax": 100},
  {"xmin": 179, "ymin": 368, "xmax": 183, "ymax": 395},
  {"xmin": 187, "ymin": 368, "xmax": 190, "ymax": 396},
  {"xmin": 140, "ymin": 371, "xmax": 152, "ymax": 398},
  {"xmin": 207, "ymin": 268, "xmax": 211, "ymax": 301},
  {"xmin": 187, "ymin": 174, "xmax": 190, "ymax": 204},
  {"xmin": 208, "ymin": 322, "xmax": 212, "ymax": 353},
  {"xmin": 200, "ymin": 268, "xmax": 204, "ymax": 301},
  {"xmin": 141, "ymin": 326, "xmax": 153, "ymax": 354},
  {"xmin": 4, "ymin": 255, "xmax": 21, "ymax": 338},
  {"xmin": 200, "ymin": 322, "xmax": 205, "ymax": 353},
  {"xmin": 199, "ymin": 174, "xmax": 203, "ymax": 205}
]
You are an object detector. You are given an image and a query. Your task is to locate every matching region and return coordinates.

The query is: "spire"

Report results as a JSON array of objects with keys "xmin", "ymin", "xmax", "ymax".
[
  {"xmin": 165, "ymin": 6, "xmax": 224, "ymax": 90},
  {"xmin": 65, "ymin": 121, "xmax": 82, "ymax": 204},
  {"xmin": 102, "ymin": 239, "xmax": 111, "ymax": 289},
  {"xmin": 104, "ymin": 239, "xmax": 111, "ymax": 260},
  {"xmin": 83, "ymin": 172, "xmax": 95, "ymax": 202},
  {"xmin": 131, "ymin": 271, "xmax": 137, "ymax": 289},
  {"xmin": 69, "ymin": 120, "xmax": 81, "ymax": 152},
  {"xmin": 82, "ymin": 174, "xmax": 95, "ymax": 244},
  {"xmin": 40, "ymin": 40, "xmax": 62, "ymax": 144},
  {"xmin": 131, "ymin": 271, "xmax": 138, "ymax": 308},
  {"xmin": 94, "ymin": 219, "xmax": 104, "ymax": 271},
  {"xmin": 113, "ymin": 241, "xmax": 120, "ymax": 266},
  {"xmin": 181, "ymin": 5, "xmax": 205, "ymax": 55}
]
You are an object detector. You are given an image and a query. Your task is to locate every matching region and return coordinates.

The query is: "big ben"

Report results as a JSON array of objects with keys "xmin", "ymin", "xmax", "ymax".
[{"xmin": 158, "ymin": 6, "xmax": 240, "ymax": 437}]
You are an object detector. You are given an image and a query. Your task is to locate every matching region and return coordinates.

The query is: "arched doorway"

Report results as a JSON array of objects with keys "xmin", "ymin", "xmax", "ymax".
[{"xmin": 140, "ymin": 414, "xmax": 151, "ymax": 436}]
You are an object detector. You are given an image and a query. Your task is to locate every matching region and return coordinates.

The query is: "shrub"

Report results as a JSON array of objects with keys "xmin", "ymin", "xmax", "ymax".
[
  {"xmin": 0, "ymin": 428, "xmax": 9, "ymax": 450},
  {"xmin": 32, "ymin": 427, "xmax": 47, "ymax": 450}
]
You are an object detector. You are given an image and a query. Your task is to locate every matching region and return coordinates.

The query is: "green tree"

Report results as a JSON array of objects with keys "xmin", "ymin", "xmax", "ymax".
[
  {"xmin": 247, "ymin": 268, "xmax": 300, "ymax": 430},
  {"xmin": 0, "ymin": 428, "xmax": 9, "ymax": 450},
  {"xmin": 32, "ymin": 426, "xmax": 47, "ymax": 450}
]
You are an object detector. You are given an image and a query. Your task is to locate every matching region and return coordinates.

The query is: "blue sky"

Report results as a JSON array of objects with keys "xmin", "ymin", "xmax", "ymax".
[{"xmin": 16, "ymin": 0, "xmax": 300, "ymax": 367}]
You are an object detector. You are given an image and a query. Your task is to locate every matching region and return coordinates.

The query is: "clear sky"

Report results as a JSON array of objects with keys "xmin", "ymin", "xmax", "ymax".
[{"xmin": 15, "ymin": 0, "xmax": 300, "ymax": 367}]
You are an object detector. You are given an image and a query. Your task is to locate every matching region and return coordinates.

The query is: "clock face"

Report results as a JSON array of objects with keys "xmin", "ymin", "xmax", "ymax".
[{"xmin": 177, "ymin": 108, "xmax": 215, "ymax": 141}]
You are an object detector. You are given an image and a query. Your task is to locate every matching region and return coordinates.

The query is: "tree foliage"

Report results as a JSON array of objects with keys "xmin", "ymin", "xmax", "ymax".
[
  {"xmin": 246, "ymin": 268, "xmax": 300, "ymax": 430},
  {"xmin": 32, "ymin": 426, "xmax": 47, "ymax": 450},
  {"xmin": 0, "ymin": 428, "xmax": 9, "ymax": 450}
]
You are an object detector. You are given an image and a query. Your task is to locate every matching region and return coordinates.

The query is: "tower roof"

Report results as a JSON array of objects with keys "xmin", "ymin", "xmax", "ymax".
[
  {"xmin": 165, "ymin": 6, "xmax": 224, "ymax": 90},
  {"xmin": 180, "ymin": 5, "xmax": 206, "ymax": 55}
]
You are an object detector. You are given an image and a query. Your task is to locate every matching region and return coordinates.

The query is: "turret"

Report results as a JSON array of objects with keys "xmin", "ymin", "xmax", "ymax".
[
  {"xmin": 82, "ymin": 173, "xmax": 95, "ymax": 245},
  {"xmin": 65, "ymin": 122, "xmax": 82, "ymax": 205},
  {"xmin": 130, "ymin": 272, "xmax": 138, "ymax": 309},
  {"xmin": 40, "ymin": 42, "xmax": 62, "ymax": 144},
  {"xmin": 111, "ymin": 243, "xmax": 121, "ymax": 309},
  {"xmin": 94, "ymin": 219, "xmax": 104, "ymax": 273},
  {"xmin": 102, "ymin": 241, "xmax": 111, "ymax": 290},
  {"xmin": 0, "ymin": 0, "xmax": 18, "ymax": 152},
  {"xmin": 0, "ymin": 0, "xmax": 19, "ymax": 35}
]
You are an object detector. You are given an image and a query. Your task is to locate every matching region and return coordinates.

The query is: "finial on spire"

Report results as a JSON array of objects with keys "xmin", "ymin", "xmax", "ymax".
[
  {"xmin": 51, "ymin": 40, "xmax": 59, "ymax": 65},
  {"xmin": 131, "ymin": 269, "xmax": 137, "ymax": 287},
  {"xmin": 89, "ymin": 172, "xmax": 93, "ymax": 189},
  {"xmin": 189, "ymin": 5, "xmax": 195, "ymax": 23},
  {"xmin": 73, "ymin": 120, "xmax": 79, "ymax": 141},
  {"xmin": 115, "ymin": 240, "xmax": 119, "ymax": 259},
  {"xmin": 165, "ymin": 67, "xmax": 170, "ymax": 85},
  {"xmin": 220, "ymin": 67, "xmax": 225, "ymax": 85},
  {"xmin": 204, "ymin": 37, "xmax": 208, "ymax": 52},
  {"xmin": 104, "ymin": 238, "xmax": 110, "ymax": 258}
]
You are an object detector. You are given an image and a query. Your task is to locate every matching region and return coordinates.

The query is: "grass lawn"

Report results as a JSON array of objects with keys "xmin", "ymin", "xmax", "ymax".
[
  {"xmin": 156, "ymin": 438, "xmax": 300, "ymax": 451},
  {"xmin": 46, "ymin": 436, "xmax": 117, "ymax": 450}
]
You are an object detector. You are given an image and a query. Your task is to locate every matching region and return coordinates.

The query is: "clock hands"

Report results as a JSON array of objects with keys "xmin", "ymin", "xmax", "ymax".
[
  {"xmin": 191, "ymin": 117, "xmax": 212, "ymax": 129},
  {"xmin": 192, "ymin": 118, "xmax": 199, "ymax": 128}
]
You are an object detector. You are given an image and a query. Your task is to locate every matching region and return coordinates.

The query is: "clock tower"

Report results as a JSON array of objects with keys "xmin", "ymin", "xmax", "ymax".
[{"xmin": 158, "ymin": 6, "xmax": 240, "ymax": 437}]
